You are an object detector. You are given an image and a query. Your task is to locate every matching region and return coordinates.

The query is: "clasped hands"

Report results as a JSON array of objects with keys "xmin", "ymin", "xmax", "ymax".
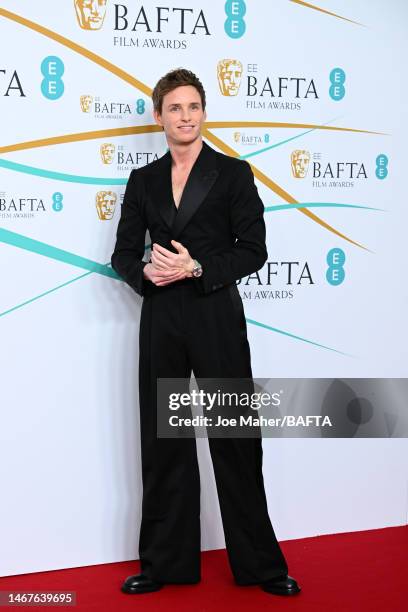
[{"xmin": 143, "ymin": 239, "xmax": 195, "ymax": 287}]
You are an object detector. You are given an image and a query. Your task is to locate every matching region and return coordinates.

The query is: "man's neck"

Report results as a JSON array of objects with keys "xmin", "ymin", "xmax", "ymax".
[{"xmin": 168, "ymin": 137, "xmax": 203, "ymax": 170}]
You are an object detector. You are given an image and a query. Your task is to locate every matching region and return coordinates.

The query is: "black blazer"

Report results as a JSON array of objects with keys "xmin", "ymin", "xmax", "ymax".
[{"xmin": 111, "ymin": 141, "xmax": 267, "ymax": 297}]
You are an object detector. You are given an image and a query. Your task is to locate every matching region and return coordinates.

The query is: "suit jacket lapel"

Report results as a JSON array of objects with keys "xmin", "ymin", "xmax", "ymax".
[
  {"xmin": 172, "ymin": 141, "xmax": 219, "ymax": 238},
  {"xmin": 144, "ymin": 150, "xmax": 176, "ymax": 230},
  {"xmin": 144, "ymin": 141, "xmax": 219, "ymax": 236}
]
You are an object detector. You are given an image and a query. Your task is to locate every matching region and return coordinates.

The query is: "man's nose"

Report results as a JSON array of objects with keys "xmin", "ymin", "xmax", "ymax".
[{"xmin": 180, "ymin": 108, "xmax": 191, "ymax": 121}]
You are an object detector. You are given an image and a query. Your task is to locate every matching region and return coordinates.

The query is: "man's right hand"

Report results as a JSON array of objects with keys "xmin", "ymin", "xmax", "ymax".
[{"xmin": 143, "ymin": 262, "xmax": 187, "ymax": 287}]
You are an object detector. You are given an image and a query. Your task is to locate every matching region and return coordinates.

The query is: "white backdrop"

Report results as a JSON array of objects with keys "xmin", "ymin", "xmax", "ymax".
[{"xmin": 1, "ymin": 0, "xmax": 407, "ymax": 576}]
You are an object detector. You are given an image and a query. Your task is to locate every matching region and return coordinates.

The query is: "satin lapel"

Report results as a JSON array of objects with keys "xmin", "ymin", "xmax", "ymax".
[
  {"xmin": 144, "ymin": 150, "xmax": 175, "ymax": 230},
  {"xmin": 172, "ymin": 142, "xmax": 219, "ymax": 238}
]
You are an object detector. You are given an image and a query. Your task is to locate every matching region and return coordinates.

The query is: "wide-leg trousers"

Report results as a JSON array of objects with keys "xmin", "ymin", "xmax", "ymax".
[{"xmin": 137, "ymin": 279, "xmax": 288, "ymax": 585}]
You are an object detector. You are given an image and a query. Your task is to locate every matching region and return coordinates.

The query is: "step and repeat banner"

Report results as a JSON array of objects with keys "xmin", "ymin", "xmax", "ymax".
[{"xmin": 1, "ymin": 1, "xmax": 407, "ymax": 575}]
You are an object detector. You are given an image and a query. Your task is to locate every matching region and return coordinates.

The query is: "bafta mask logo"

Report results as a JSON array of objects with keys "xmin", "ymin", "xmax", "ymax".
[
  {"xmin": 74, "ymin": 0, "xmax": 107, "ymax": 31},
  {"xmin": 80, "ymin": 95, "xmax": 93, "ymax": 112},
  {"xmin": 291, "ymin": 150, "xmax": 311, "ymax": 178},
  {"xmin": 233, "ymin": 132, "xmax": 241, "ymax": 143},
  {"xmin": 100, "ymin": 143, "xmax": 115, "ymax": 164},
  {"xmin": 96, "ymin": 191, "xmax": 116, "ymax": 220},
  {"xmin": 217, "ymin": 59, "xmax": 243, "ymax": 96}
]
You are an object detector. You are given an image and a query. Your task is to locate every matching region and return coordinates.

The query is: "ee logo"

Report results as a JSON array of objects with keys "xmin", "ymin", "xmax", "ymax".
[
  {"xmin": 41, "ymin": 56, "xmax": 64, "ymax": 100},
  {"xmin": 375, "ymin": 154, "xmax": 388, "ymax": 180},
  {"xmin": 225, "ymin": 0, "xmax": 246, "ymax": 39},
  {"xmin": 329, "ymin": 68, "xmax": 345, "ymax": 101},
  {"xmin": 52, "ymin": 192, "xmax": 63, "ymax": 212},
  {"xmin": 135, "ymin": 99, "xmax": 145, "ymax": 115},
  {"xmin": 326, "ymin": 248, "xmax": 345, "ymax": 286}
]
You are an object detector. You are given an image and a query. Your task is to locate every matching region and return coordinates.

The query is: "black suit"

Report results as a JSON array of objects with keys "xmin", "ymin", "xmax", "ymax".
[{"xmin": 111, "ymin": 141, "xmax": 288, "ymax": 585}]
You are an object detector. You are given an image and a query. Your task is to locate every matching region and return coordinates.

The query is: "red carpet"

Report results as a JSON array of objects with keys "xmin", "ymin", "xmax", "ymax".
[{"xmin": 0, "ymin": 526, "xmax": 406, "ymax": 611}]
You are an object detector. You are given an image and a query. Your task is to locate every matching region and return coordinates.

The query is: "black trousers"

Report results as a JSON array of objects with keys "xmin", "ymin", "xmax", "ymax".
[{"xmin": 137, "ymin": 280, "xmax": 288, "ymax": 585}]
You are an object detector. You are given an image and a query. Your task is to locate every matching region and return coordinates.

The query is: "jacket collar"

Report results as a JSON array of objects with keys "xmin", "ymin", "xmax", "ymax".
[{"xmin": 146, "ymin": 141, "xmax": 219, "ymax": 238}]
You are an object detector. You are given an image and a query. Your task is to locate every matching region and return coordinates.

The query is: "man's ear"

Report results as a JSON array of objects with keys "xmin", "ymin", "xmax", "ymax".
[{"xmin": 153, "ymin": 109, "xmax": 163, "ymax": 127}]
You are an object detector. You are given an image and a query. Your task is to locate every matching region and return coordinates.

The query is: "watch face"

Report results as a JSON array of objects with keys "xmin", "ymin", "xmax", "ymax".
[{"xmin": 193, "ymin": 267, "xmax": 202, "ymax": 278}]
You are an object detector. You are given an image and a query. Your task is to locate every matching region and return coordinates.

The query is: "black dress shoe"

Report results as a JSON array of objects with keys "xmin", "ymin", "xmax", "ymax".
[
  {"xmin": 121, "ymin": 573, "xmax": 163, "ymax": 594},
  {"xmin": 261, "ymin": 574, "xmax": 301, "ymax": 596}
]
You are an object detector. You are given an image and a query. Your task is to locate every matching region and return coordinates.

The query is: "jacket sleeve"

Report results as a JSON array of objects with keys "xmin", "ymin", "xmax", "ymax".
[
  {"xmin": 111, "ymin": 169, "xmax": 148, "ymax": 297},
  {"xmin": 195, "ymin": 160, "xmax": 267, "ymax": 295}
]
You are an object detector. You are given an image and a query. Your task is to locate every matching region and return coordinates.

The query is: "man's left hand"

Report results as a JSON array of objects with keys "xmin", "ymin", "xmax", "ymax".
[{"xmin": 151, "ymin": 240, "xmax": 195, "ymax": 281}]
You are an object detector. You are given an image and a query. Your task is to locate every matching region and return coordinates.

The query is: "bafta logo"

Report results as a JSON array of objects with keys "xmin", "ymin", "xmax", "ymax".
[
  {"xmin": 74, "ymin": 0, "xmax": 107, "ymax": 31},
  {"xmin": 233, "ymin": 132, "xmax": 241, "ymax": 143},
  {"xmin": 80, "ymin": 95, "xmax": 93, "ymax": 112},
  {"xmin": 100, "ymin": 143, "xmax": 115, "ymax": 164},
  {"xmin": 217, "ymin": 59, "xmax": 242, "ymax": 96},
  {"xmin": 96, "ymin": 191, "xmax": 116, "ymax": 220},
  {"xmin": 291, "ymin": 150, "xmax": 310, "ymax": 178}
]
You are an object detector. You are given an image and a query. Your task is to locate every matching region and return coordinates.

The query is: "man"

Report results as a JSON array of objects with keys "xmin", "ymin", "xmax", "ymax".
[{"xmin": 111, "ymin": 68, "xmax": 300, "ymax": 596}]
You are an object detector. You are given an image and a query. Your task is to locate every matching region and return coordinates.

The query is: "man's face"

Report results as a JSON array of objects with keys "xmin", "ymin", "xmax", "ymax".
[
  {"xmin": 153, "ymin": 85, "xmax": 206, "ymax": 147},
  {"xmin": 218, "ymin": 61, "xmax": 242, "ymax": 96},
  {"xmin": 291, "ymin": 151, "xmax": 310, "ymax": 178},
  {"xmin": 101, "ymin": 144, "xmax": 115, "ymax": 164},
  {"xmin": 74, "ymin": 0, "xmax": 107, "ymax": 30},
  {"xmin": 96, "ymin": 192, "xmax": 116, "ymax": 219}
]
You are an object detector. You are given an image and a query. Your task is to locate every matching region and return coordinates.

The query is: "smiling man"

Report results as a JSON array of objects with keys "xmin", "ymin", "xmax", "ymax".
[{"xmin": 111, "ymin": 68, "xmax": 300, "ymax": 597}]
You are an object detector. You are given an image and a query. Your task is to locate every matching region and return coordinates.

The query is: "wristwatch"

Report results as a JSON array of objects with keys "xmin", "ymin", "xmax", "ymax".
[{"xmin": 192, "ymin": 259, "xmax": 203, "ymax": 278}]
